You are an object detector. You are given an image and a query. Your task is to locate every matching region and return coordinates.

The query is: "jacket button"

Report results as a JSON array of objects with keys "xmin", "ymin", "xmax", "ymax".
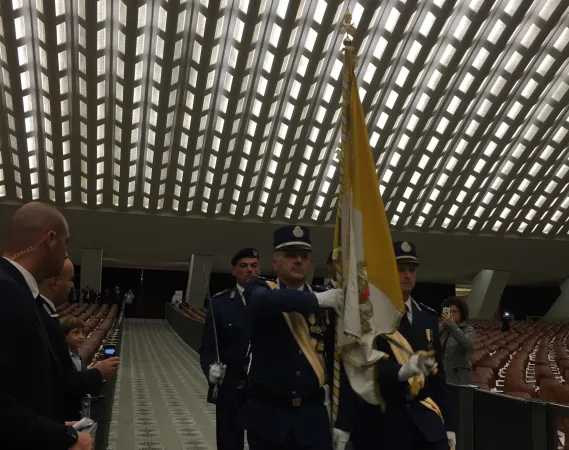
[
  {"xmin": 298, "ymin": 350, "xmax": 303, "ymax": 355},
  {"xmin": 295, "ymin": 371, "xmax": 301, "ymax": 376}
]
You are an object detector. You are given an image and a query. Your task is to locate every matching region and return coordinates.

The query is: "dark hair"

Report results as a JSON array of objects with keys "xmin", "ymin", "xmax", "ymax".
[
  {"xmin": 59, "ymin": 316, "xmax": 86, "ymax": 335},
  {"xmin": 442, "ymin": 296, "xmax": 469, "ymax": 321}
]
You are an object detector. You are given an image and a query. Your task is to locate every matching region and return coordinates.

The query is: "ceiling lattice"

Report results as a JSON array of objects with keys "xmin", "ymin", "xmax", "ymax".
[{"xmin": 0, "ymin": 0, "xmax": 568, "ymax": 237}]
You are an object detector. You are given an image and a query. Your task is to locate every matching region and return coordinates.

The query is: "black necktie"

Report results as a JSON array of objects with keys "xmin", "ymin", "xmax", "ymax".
[
  {"xmin": 35, "ymin": 295, "xmax": 45, "ymax": 309},
  {"xmin": 36, "ymin": 295, "xmax": 56, "ymax": 316},
  {"xmin": 399, "ymin": 304, "xmax": 411, "ymax": 332}
]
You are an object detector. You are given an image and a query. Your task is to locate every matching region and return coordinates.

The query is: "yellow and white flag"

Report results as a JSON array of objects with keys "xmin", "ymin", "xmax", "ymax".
[{"xmin": 332, "ymin": 41, "xmax": 404, "ymax": 408}]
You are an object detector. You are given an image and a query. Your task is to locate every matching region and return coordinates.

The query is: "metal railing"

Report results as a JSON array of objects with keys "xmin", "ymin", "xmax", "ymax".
[{"xmin": 450, "ymin": 384, "xmax": 569, "ymax": 450}]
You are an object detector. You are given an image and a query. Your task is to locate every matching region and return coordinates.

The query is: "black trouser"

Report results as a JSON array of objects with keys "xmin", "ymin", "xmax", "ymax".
[
  {"xmin": 216, "ymin": 403, "xmax": 245, "ymax": 450},
  {"xmin": 247, "ymin": 430, "xmax": 332, "ymax": 450}
]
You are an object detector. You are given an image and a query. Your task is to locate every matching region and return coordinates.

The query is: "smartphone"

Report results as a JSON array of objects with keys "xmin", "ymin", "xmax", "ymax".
[
  {"xmin": 103, "ymin": 344, "xmax": 116, "ymax": 359},
  {"xmin": 442, "ymin": 307, "xmax": 451, "ymax": 315}
]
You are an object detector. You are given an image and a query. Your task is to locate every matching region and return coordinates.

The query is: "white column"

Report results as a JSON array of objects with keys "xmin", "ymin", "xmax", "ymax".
[
  {"xmin": 467, "ymin": 270, "xmax": 509, "ymax": 319},
  {"xmin": 185, "ymin": 254, "xmax": 213, "ymax": 308},
  {"xmin": 80, "ymin": 249, "xmax": 103, "ymax": 293},
  {"xmin": 544, "ymin": 278, "xmax": 569, "ymax": 320}
]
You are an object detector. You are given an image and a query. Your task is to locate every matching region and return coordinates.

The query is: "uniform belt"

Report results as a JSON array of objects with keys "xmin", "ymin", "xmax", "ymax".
[{"xmin": 248, "ymin": 386, "xmax": 324, "ymax": 408}]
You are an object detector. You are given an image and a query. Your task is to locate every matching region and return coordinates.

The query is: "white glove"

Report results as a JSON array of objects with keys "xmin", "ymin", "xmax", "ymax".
[
  {"xmin": 208, "ymin": 362, "xmax": 226, "ymax": 385},
  {"xmin": 315, "ymin": 289, "xmax": 344, "ymax": 315},
  {"xmin": 332, "ymin": 428, "xmax": 350, "ymax": 450},
  {"xmin": 398, "ymin": 354, "xmax": 423, "ymax": 381},
  {"xmin": 418, "ymin": 355, "xmax": 436, "ymax": 374},
  {"xmin": 447, "ymin": 431, "xmax": 456, "ymax": 450}
]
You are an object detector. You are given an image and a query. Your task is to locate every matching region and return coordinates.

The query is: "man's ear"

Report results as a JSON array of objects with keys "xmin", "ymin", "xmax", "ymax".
[{"xmin": 50, "ymin": 277, "xmax": 59, "ymax": 290}]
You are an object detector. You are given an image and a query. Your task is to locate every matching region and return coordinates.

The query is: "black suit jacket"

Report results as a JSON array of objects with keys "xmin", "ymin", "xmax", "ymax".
[
  {"xmin": 0, "ymin": 258, "xmax": 70, "ymax": 450},
  {"xmin": 38, "ymin": 299, "xmax": 103, "ymax": 420}
]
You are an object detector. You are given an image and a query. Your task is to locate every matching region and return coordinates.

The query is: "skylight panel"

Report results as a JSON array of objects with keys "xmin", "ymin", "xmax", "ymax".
[
  {"xmin": 556, "ymin": 165, "xmax": 568, "ymax": 179},
  {"xmin": 330, "ymin": 59, "xmax": 342, "ymax": 80},
  {"xmin": 458, "ymin": 73, "xmax": 474, "ymax": 93},
  {"xmin": 17, "ymin": 44, "xmax": 27, "ymax": 66},
  {"xmin": 373, "ymin": 36, "xmax": 388, "ymax": 60},
  {"xmin": 464, "ymin": 175, "xmax": 476, "ymax": 189},
  {"xmin": 427, "ymin": 70, "xmax": 442, "ymax": 90},
  {"xmin": 257, "ymin": 76, "xmax": 267, "ymax": 96},
  {"xmin": 313, "ymin": 0, "xmax": 327, "ymax": 24},
  {"xmin": 536, "ymin": 55, "xmax": 555, "ymax": 77},
  {"xmin": 419, "ymin": 12, "xmax": 436, "ymax": 37},
  {"xmin": 553, "ymin": 127, "xmax": 568, "ymax": 143},
  {"xmin": 540, "ymin": 146, "xmax": 554, "ymax": 161},
  {"xmin": 385, "ymin": 7, "xmax": 400, "ymax": 34},
  {"xmin": 263, "ymin": 52, "xmax": 274, "ymax": 72},
  {"xmin": 554, "ymin": 27, "xmax": 569, "ymax": 51},
  {"xmin": 521, "ymin": 24, "xmax": 540, "ymax": 48},
  {"xmin": 472, "ymin": 48, "xmax": 489, "ymax": 70},
  {"xmin": 270, "ymin": 24, "xmax": 282, "ymax": 47},
  {"xmin": 440, "ymin": 44, "xmax": 456, "ymax": 67},
  {"xmin": 234, "ymin": 18, "xmax": 244, "ymax": 42},
  {"xmin": 453, "ymin": 16, "xmax": 471, "ymax": 41},
  {"xmin": 407, "ymin": 41, "xmax": 421, "ymax": 63},
  {"xmin": 488, "ymin": 20, "xmax": 506, "ymax": 45}
]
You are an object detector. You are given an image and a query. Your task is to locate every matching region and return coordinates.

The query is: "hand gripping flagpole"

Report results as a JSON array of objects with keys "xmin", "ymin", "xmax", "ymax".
[{"xmin": 331, "ymin": 10, "xmax": 357, "ymax": 426}]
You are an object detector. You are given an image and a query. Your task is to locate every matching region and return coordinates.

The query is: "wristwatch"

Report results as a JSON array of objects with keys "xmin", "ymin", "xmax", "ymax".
[{"xmin": 64, "ymin": 425, "xmax": 78, "ymax": 448}]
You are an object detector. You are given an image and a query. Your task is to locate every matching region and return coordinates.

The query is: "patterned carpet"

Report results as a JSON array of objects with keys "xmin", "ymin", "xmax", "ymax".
[{"xmin": 107, "ymin": 319, "xmax": 218, "ymax": 450}]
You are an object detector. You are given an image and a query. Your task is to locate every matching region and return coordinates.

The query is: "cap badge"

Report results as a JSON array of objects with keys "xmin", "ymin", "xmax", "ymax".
[
  {"xmin": 293, "ymin": 226, "xmax": 304, "ymax": 238},
  {"xmin": 253, "ymin": 250, "xmax": 258, "ymax": 257},
  {"xmin": 401, "ymin": 242, "xmax": 412, "ymax": 253}
]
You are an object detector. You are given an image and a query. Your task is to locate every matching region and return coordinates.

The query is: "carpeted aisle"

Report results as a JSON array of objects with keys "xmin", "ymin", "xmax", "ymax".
[{"xmin": 107, "ymin": 319, "xmax": 217, "ymax": 450}]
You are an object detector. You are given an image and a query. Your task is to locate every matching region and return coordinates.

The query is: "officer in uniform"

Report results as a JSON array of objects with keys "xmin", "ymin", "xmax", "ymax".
[
  {"xmin": 199, "ymin": 248, "xmax": 260, "ymax": 450},
  {"xmin": 333, "ymin": 241, "xmax": 456, "ymax": 450},
  {"xmin": 238, "ymin": 225, "xmax": 344, "ymax": 450}
]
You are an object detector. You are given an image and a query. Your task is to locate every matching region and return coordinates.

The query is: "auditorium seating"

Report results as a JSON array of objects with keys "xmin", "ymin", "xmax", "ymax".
[
  {"xmin": 470, "ymin": 319, "xmax": 569, "ymax": 406},
  {"xmin": 180, "ymin": 306, "xmax": 207, "ymax": 323}
]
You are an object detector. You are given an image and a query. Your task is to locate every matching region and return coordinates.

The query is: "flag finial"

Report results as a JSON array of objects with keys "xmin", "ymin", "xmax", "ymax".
[
  {"xmin": 341, "ymin": 10, "xmax": 357, "ymax": 38},
  {"xmin": 341, "ymin": 10, "xmax": 357, "ymax": 55}
]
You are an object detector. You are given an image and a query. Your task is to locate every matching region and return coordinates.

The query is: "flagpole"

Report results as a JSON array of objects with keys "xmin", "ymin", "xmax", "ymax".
[{"xmin": 331, "ymin": 10, "xmax": 357, "ymax": 426}]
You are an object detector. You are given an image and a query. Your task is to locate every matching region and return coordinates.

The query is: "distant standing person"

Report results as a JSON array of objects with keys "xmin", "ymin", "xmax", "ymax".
[
  {"xmin": 440, "ymin": 297, "xmax": 476, "ymax": 385},
  {"xmin": 125, "ymin": 289, "xmax": 134, "ymax": 306}
]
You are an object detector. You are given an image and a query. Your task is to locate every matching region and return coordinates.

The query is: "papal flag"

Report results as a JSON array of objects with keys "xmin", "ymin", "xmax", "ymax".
[{"xmin": 332, "ymin": 15, "xmax": 405, "ymax": 413}]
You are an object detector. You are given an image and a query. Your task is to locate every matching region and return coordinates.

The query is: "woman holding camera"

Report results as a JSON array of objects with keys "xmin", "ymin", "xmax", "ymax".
[{"xmin": 440, "ymin": 297, "xmax": 476, "ymax": 385}]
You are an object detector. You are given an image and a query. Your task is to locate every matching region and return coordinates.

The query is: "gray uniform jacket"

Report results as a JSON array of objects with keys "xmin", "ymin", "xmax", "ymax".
[{"xmin": 439, "ymin": 321, "xmax": 476, "ymax": 385}]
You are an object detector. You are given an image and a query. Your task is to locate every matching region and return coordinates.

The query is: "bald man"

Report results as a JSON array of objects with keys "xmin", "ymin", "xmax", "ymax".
[
  {"xmin": 39, "ymin": 258, "xmax": 120, "ymax": 420},
  {"xmin": 0, "ymin": 202, "xmax": 93, "ymax": 450}
]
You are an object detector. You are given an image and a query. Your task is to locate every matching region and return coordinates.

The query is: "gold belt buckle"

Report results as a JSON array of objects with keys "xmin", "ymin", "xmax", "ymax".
[{"xmin": 292, "ymin": 397, "xmax": 302, "ymax": 407}]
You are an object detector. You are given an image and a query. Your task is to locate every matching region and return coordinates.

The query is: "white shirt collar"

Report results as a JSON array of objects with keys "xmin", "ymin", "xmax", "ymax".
[
  {"xmin": 69, "ymin": 351, "xmax": 82, "ymax": 371},
  {"xmin": 40, "ymin": 294, "xmax": 56, "ymax": 313},
  {"xmin": 405, "ymin": 297, "xmax": 421, "ymax": 324},
  {"xmin": 3, "ymin": 257, "xmax": 39, "ymax": 299},
  {"xmin": 236, "ymin": 284, "xmax": 246, "ymax": 305}
]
